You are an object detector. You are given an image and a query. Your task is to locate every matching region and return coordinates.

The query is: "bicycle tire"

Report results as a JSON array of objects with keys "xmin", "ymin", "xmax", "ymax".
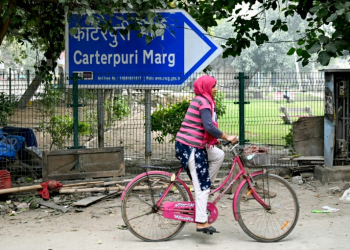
[
  {"xmin": 236, "ymin": 173, "xmax": 299, "ymax": 242},
  {"xmin": 121, "ymin": 174, "xmax": 188, "ymax": 242}
]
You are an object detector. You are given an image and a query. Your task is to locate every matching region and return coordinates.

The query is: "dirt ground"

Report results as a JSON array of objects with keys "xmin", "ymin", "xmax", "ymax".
[{"xmin": 1, "ymin": 178, "xmax": 349, "ymax": 250}]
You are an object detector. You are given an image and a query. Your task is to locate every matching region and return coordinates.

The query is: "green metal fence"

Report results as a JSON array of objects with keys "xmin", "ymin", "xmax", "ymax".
[{"xmin": 0, "ymin": 70, "xmax": 325, "ymax": 180}]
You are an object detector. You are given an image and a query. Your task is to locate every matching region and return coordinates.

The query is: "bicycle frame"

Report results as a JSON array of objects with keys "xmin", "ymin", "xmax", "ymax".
[
  {"xmin": 121, "ymin": 153, "xmax": 270, "ymax": 222},
  {"xmin": 121, "ymin": 170, "xmax": 194, "ymax": 201}
]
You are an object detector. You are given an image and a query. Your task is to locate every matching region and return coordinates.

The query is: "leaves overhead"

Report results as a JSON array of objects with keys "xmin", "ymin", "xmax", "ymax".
[{"xmin": 1, "ymin": 0, "xmax": 350, "ymax": 72}]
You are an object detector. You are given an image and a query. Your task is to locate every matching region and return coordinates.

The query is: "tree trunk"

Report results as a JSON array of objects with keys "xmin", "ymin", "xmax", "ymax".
[
  {"xmin": 0, "ymin": 0, "xmax": 18, "ymax": 46},
  {"xmin": 18, "ymin": 74, "xmax": 42, "ymax": 108},
  {"xmin": 17, "ymin": 58, "xmax": 53, "ymax": 109}
]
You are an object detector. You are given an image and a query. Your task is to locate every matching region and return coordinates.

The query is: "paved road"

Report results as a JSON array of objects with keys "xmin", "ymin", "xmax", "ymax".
[{"xmin": 1, "ymin": 180, "xmax": 349, "ymax": 250}]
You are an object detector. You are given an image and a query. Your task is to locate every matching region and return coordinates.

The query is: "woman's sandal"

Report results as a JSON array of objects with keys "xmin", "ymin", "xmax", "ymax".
[{"xmin": 196, "ymin": 226, "xmax": 220, "ymax": 235}]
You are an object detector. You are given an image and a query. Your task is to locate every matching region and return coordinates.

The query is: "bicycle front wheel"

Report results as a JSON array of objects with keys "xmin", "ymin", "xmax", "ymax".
[
  {"xmin": 121, "ymin": 174, "xmax": 188, "ymax": 242},
  {"xmin": 237, "ymin": 173, "xmax": 299, "ymax": 242}
]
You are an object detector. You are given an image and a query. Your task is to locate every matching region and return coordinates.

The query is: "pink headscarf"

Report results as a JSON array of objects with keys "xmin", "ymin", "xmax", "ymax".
[
  {"xmin": 193, "ymin": 75, "xmax": 216, "ymax": 110},
  {"xmin": 193, "ymin": 75, "xmax": 218, "ymax": 147}
]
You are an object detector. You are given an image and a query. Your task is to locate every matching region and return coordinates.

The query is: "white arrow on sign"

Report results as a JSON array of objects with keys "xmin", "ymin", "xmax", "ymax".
[{"xmin": 184, "ymin": 22, "xmax": 211, "ymax": 74}]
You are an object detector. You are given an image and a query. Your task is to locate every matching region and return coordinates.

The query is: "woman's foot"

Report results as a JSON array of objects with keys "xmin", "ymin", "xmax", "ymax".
[
  {"xmin": 196, "ymin": 222, "xmax": 211, "ymax": 229},
  {"xmin": 196, "ymin": 222, "xmax": 220, "ymax": 234}
]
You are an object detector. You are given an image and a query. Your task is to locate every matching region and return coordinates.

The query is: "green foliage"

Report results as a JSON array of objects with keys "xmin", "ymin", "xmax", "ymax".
[
  {"xmin": 61, "ymin": 0, "xmax": 168, "ymax": 46},
  {"xmin": 0, "ymin": 92, "xmax": 17, "ymax": 126},
  {"xmin": 41, "ymin": 115, "xmax": 90, "ymax": 150},
  {"xmin": 82, "ymin": 94, "xmax": 130, "ymax": 137},
  {"xmin": 83, "ymin": 109, "xmax": 97, "ymax": 140},
  {"xmin": 34, "ymin": 84, "xmax": 63, "ymax": 117},
  {"xmin": 214, "ymin": 91, "xmax": 226, "ymax": 118},
  {"xmin": 77, "ymin": 89, "xmax": 97, "ymax": 103},
  {"xmin": 3, "ymin": 1, "xmax": 65, "ymax": 77},
  {"xmin": 2, "ymin": 0, "xmax": 350, "ymax": 75},
  {"xmin": 282, "ymin": 128, "xmax": 294, "ymax": 149},
  {"xmin": 151, "ymin": 99, "xmax": 190, "ymax": 144},
  {"xmin": 104, "ymin": 94, "xmax": 130, "ymax": 128},
  {"xmin": 151, "ymin": 92, "xmax": 226, "ymax": 143}
]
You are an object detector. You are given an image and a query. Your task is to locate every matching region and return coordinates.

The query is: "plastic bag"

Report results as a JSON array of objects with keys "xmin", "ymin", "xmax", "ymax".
[{"xmin": 340, "ymin": 188, "xmax": 350, "ymax": 202}]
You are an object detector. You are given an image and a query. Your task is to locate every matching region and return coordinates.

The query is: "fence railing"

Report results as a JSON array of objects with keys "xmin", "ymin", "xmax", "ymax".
[{"xmin": 0, "ymin": 71, "xmax": 325, "ymax": 179}]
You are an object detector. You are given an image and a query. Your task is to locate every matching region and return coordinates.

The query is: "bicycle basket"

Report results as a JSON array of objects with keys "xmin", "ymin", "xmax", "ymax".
[{"xmin": 242, "ymin": 145, "xmax": 270, "ymax": 167}]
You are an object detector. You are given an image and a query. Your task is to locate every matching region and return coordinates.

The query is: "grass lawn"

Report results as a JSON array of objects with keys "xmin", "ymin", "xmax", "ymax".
[{"xmin": 218, "ymin": 93, "xmax": 324, "ymax": 145}]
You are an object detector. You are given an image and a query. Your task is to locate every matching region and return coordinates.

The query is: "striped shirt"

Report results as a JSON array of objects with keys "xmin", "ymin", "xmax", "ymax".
[{"xmin": 175, "ymin": 95, "xmax": 211, "ymax": 148}]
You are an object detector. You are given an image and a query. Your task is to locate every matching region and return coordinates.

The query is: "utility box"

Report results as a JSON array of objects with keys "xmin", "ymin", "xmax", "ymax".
[
  {"xmin": 324, "ymin": 69, "xmax": 350, "ymax": 167},
  {"xmin": 42, "ymin": 147, "xmax": 125, "ymax": 181}
]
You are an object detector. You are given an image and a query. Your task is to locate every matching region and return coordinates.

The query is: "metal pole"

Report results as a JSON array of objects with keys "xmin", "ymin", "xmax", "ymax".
[
  {"xmin": 73, "ymin": 73, "xmax": 79, "ymax": 148},
  {"xmin": 27, "ymin": 70, "xmax": 30, "ymax": 87},
  {"xmin": 9, "ymin": 68, "xmax": 11, "ymax": 97},
  {"xmin": 238, "ymin": 72, "xmax": 245, "ymax": 145},
  {"xmin": 97, "ymin": 89, "xmax": 105, "ymax": 148},
  {"xmin": 234, "ymin": 72, "xmax": 249, "ymax": 146},
  {"xmin": 67, "ymin": 73, "xmax": 85, "ymax": 149},
  {"xmin": 145, "ymin": 90, "xmax": 152, "ymax": 165}
]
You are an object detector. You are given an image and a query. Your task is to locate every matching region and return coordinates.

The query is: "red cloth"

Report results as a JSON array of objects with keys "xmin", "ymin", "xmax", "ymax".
[
  {"xmin": 38, "ymin": 180, "xmax": 63, "ymax": 199},
  {"xmin": 47, "ymin": 180, "xmax": 63, "ymax": 190},
  {"xmin": 38, "ymin": 182, "xmax": 50, "ymax": 199},
  {"xmin": 193, "ymin": 75, "xmax": 218, "ymax": 147}
]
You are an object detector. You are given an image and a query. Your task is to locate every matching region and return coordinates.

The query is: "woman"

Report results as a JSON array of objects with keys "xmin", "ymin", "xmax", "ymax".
[{"xmin": 175, "ymin": 75, "xmax": 238, "ymax": 234}]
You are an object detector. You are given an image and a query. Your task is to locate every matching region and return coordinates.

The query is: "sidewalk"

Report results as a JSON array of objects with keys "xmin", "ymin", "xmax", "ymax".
[{"xmin": 1, "ymin": 179, "xmax": 349, "ymax": 250}]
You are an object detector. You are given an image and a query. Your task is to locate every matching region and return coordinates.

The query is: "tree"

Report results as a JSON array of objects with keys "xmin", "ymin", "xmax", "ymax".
[
  {"xmin": 206, "ymin": 0, "xmax": 350, "ymax": 66},
  {"xmin": 286, "ymin": 0, "xmax": 350, "ymax": 66},
  {"xmin": 1, "ymin": 0, "xmax": 350, "ymax": 74},
  {"xmin": 209, "ymin": 7, "xmax": 314, "ymax": 72}
]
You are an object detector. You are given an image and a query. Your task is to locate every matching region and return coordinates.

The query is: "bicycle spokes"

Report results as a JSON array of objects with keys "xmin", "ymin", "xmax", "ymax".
[{"xmin": 237, "ymin": 174, "xmax": 299, "ymax": 242}]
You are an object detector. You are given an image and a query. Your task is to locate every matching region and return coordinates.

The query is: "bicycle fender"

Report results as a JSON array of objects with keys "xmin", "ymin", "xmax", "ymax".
[
  {"xmin": 232, "ymin": 170, "xmax": 264, "ymax": 221},
  {"xmin": 120, "ymin": 171, "xmax": 194, "ymax": 201}
]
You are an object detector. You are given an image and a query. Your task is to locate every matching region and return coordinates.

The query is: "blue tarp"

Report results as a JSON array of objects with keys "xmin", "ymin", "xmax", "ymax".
[
  {"xmin": 2, "ymin": 126, "xmax": 37, "ymax": 147},
  {"xmin": 0, "ymin": 129, "xmax": 26, "ymax": 160}
]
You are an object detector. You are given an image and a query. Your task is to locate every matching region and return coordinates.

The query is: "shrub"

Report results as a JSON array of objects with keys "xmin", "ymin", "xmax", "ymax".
[
  {"xmin": 151, "ymin": 92, "xmax": 226, "ymax": 143},
  {"xmin": 0, "ymin": 92, "xmax": 18, "ymax": 126},
  {"xmin": 42, "ymin": 115, "xmax": 90, "ymax": 150}
]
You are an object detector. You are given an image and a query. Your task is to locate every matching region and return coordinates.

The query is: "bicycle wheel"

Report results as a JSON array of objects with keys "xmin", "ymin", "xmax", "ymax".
[
  {"xmin": 121, "ymin": 174, "xmax": 188, "ymax": 241},
  {"xmin": 236, "ymin": 173, "xmax": 299, "ymax": 242}
]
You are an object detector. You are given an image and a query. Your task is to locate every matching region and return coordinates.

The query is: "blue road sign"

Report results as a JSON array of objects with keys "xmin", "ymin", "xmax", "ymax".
[{"xmin": 65, "ymin": 9, "xmax": 223, "ymax": 88}]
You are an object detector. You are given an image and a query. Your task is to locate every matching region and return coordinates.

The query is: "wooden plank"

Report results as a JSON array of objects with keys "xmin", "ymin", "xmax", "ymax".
[
  {"xmin": 44, "ymin": 147, "xmax": 123, "ymax": 156},
  {"xmin": 0, "ymin": 184, "xmax": 42, "ymax": 195},
  {"xmin": 36, "ymin": 199, "xmax": 69, "ymax": 213},
  {"xmin": 47, "ymin": 169, "xmax": 124, "ymax": 181},
  {"xmin": 62, "ymin": 181, "xmax": 104, "ymax": 187},
  {"xmin": 278, "ymin": 156, "xmax": 324, "ymax": 161},
  {"xmin": 42, "ymin": 147, "xmax": 125, "ymax": 181},
  {"xmin": 72, "ymin": 194, "xmax": 108, "ymax": 206},
  {"xmin": 72, "ymin": 191, "xmax": 120, "ymax": 206}
]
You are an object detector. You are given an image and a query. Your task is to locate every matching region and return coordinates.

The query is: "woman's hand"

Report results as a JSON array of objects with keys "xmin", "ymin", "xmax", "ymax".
[
  {"xmin": 220, "ymin": 133, "xmax": 239, "ymax": 144},
  {"xmin": 226, "ymin": 135, "xmax": 238, "ymax": 144}
]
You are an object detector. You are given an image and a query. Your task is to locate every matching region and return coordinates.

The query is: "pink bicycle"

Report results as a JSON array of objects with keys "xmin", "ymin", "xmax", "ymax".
[{"xmin": 121, "ymin": 143, "xmax": 299, "ymax": 242}]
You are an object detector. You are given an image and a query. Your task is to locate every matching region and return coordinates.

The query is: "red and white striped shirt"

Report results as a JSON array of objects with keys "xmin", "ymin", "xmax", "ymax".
[{"xmin": 175, "ymin": 95, "xmax": 212, "ymax": 148}]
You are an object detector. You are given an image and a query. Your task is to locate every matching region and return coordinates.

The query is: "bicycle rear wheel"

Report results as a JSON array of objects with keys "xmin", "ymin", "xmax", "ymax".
[
  {"xmin": 121, "ymin": 174, "xmax": 188, "ymax": 241},
  {"xmin": 237, "ymin": 173, "xmax": 299, "ymax": 242}
]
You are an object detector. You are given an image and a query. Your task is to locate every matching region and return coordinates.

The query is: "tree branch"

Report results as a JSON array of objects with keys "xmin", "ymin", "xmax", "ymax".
[{"xmin": 0, "ymin": 0, "xmax": 18, "ymax": 46}]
